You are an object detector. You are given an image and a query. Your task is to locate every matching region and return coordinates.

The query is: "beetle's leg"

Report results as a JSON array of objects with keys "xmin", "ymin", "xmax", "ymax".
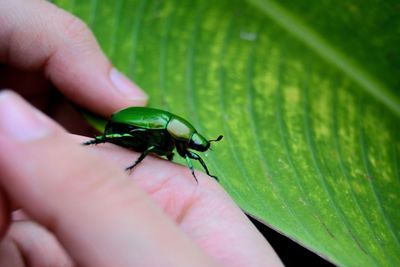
[
  {"xmin": 84, "ymin": 133, "xmax": 135, "ymax": 146},
  {"xmin": 129, "ymin": 128, "xmax": 147, "ymax": 133},
  {"xmin": 187, "ymin": 151, "xmax": 219, "ymax": 181},
  {"xmin": 183, "ymin": 155, "xmax": 198, "ymax": 184},
  {"xmin": 82, "ymin": 135, "xmax": 107, "ymax": 145},
  {"xmin": 175, "ymin": 143, "xmax": 200, "ymax": 183},
  {"xmin": 125, "ymin": 146, "xmax": 155, "ymax": 172},
  {"xmin": 167, "ymin": 152, "xmax": 174, "ymax": 161}
]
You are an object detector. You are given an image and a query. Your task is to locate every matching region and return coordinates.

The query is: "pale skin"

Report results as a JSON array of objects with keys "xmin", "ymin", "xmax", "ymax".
[{"xmin": 0, "ymin": 1, "xmax": 283, "ymax": 266}]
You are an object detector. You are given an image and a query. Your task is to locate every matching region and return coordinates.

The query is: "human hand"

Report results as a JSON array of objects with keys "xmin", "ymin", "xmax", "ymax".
[
  {"xmin": 0, "ymin": 91, "xmax": 283, "ymax": 266},
  {"xmin": 0, "ymin": 0, "xmax": 148, "ymax": 134},
  {"xmin": 0, "ymin": 1, "xmax": 283, "ymax": 266}
]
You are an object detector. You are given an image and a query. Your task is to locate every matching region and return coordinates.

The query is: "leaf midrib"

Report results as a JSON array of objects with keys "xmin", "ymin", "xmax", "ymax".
[{"xmin": 247, "ymin": 0, "xmax": 400, "ymax": 116}]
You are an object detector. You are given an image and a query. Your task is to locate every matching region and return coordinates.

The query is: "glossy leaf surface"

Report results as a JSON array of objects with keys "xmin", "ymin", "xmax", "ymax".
[{"xmin": 53, "ymin": 0, "xmax": 400, "ymax": 266}]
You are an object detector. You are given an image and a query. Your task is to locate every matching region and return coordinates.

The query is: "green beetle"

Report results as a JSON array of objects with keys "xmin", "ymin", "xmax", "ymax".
[{"xmin": 83, "ymin": 107, "xmax": 223, "ymax": 182}]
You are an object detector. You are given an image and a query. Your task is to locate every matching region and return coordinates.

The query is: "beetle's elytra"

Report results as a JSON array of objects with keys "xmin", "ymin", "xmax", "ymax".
[{"xmin": 83, "ymin": 107, "xmax": 223, "ymax": 182}]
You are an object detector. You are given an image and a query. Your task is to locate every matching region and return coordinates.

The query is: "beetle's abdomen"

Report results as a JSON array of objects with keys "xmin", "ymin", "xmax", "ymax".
[{"xmin": 104, "ymin": 122, "xmax": 175, "ymax": 155}]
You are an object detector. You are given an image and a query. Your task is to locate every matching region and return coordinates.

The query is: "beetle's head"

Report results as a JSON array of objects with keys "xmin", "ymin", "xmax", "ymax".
[
  {"xmin": 189, "ymin": 133, "xmax": 209, "ymax": 151},
  {"xmin": 189, "ymin": 133, "xmax": 223, "ymax": 152}
]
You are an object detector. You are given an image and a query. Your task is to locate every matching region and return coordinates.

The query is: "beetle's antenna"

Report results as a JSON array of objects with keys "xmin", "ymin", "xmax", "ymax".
[{"xmin": 209, "ymin": 135, "xmax": 223, "ymax": 143}]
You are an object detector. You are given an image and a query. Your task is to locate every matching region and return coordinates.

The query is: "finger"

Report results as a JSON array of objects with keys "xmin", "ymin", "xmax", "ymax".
[
  {"xmin": 0, "ymin": 0, "xmax": 147, "ymax": 116},
  {"xmin": 3, "ymin": 220, "xmax": 74, "ymax": 267},
  {"xmin": 82, "ymin": 136, "xmax": 284, "ymax": 267},
  {"xmin": 0, "ymin": 91, "xmax": 217, "ymax": 267}
]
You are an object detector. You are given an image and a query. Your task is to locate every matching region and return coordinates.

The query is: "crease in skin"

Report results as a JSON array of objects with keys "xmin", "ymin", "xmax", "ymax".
[
  {"xmin": 77, "ymin": 133, "xmax": 220, "ymax": 229},
  {"xmin": 0, "ymin": 238, "xmax": 26, "ymax": 267},
  {"xmin": 124, "ymin": 165, "xmax": 204, "ymax": 225},
  {"xmin": 7, "ymin": 221, "xmax": 75, "ymax": 267},
  {"xmin": 9, "ymin": 232, "xmax": 31, "ymax": 267},
  {"xmin": 174, "ymin": 193, "xmax": 199, "ymax": 225},
  {"xmin": 142, "ymin": 173, "xmax": 175, "ymax": 196}
]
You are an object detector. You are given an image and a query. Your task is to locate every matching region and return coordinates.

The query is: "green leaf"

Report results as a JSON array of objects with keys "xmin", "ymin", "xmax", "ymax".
[{"xmin": 53, "ymin": 0, "xmax": 400, "ymax": 266}]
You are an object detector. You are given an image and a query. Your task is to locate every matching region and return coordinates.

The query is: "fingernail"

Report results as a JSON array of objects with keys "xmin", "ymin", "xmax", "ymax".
[
  {"xmin": 0, "ymin": 90, "xmax": 51, "ymax": 142},
  {"xmin": 110, "ymin": 68, "xmax": 148, "ymax": 102}
]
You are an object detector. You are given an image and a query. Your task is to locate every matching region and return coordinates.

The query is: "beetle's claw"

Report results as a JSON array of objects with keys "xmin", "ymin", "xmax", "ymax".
[
  {"xmin": 82, "ymin": 139, "xmax": 96, "ymax": 145},
  {"xmin": 210, "ymin": 174, "xmax": 219, "ymax": 182},
  {"xmin": 167, "ymin": 152, "xmax": 174, "ymax": 161},
  {"xmin": 82, "ymin": 137, "xmax": 106, "ymax": 146},
  {"xmin": 189, "ymin": 169, "xmax": 199, "ymax": 184},
  {"xmin": 192, "ymin": 174, "xmax": 199, "ymax": 184},
  {"xmin": 125, "ymin": 165, "xmax": 135, "ymax": 174}
]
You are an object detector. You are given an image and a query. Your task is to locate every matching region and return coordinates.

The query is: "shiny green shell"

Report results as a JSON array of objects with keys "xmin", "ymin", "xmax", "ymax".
[{"xmin": 110, "ymin": 107, "xmax": 197, "ymax": 140}]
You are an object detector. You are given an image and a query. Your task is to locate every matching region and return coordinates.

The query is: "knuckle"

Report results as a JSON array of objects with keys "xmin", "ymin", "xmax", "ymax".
[{"xmin": 58, "ymin": 12, "xmax": 95, "ymax": 47}]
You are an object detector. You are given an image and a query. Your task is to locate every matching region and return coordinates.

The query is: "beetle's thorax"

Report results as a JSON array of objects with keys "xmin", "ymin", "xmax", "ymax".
[{"xmin": 166, "ymin": 117, "xmax": 193, "ymax": 140}]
